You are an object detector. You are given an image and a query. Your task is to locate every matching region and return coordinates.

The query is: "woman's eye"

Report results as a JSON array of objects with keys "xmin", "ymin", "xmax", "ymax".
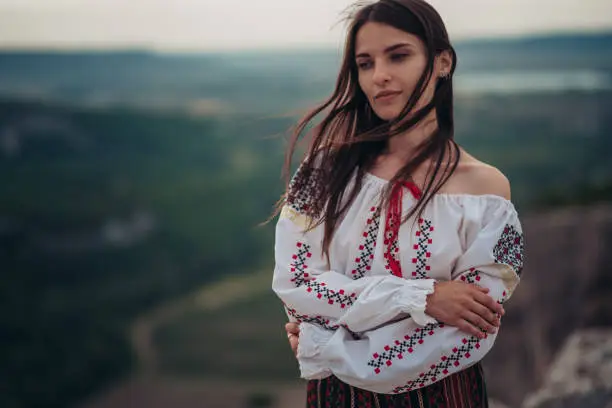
[
  {"xmin": 357, "ymin": 61, "xmax": 373, "ymax": 70},
  {"xmin": 391, "ymin": 53, "xmax": 409, "ymax": 62}
]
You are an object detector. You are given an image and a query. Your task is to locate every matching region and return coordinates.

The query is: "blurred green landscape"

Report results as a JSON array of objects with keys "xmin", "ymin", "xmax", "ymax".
[{"xmin": 1, "ymin": 32, "xmax": 612, "ymax": 408}]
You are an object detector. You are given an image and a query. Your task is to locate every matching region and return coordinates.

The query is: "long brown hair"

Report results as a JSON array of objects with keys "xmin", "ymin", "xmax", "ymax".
[{"xmin": 277, "ymin": 0, "xmax": 459, "ymax": 260}]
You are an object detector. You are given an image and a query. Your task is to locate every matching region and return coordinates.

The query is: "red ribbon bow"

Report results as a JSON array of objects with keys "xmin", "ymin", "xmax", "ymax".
[{"xmin": 384, "ymin": 181, "xmax": 422, "ymax": 278}]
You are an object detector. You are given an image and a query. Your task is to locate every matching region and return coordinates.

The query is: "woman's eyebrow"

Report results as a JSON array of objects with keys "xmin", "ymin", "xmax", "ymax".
[{"xmin": 356, "ymin": 43, "xmax": 413, "ymax": 59}]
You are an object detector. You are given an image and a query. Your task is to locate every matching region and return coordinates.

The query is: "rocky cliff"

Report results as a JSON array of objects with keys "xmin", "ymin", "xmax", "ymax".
[{"xmin": 484, "ymin": 204, "xmax": 612, "ymax": 407}]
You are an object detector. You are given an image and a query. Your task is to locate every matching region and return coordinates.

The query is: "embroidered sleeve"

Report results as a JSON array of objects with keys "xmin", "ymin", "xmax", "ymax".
[
  {"xmin": 296, "ymin": 200, "xmax": 525, "ymax": 393},
  {"xmin": 272, "ymin": 163, "xmax": 437, "ymax": 334}
]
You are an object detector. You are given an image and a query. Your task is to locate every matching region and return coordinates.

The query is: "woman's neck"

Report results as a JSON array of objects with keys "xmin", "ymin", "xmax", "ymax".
[{"xmin": 385, "ymin": 113, "xmax": 438, "ymax": 162}]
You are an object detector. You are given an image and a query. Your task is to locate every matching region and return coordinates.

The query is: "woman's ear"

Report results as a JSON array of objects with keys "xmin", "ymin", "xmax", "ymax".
[{"xmin": 435, "ymin": 49, "xmax": 453, "ymax": 78}]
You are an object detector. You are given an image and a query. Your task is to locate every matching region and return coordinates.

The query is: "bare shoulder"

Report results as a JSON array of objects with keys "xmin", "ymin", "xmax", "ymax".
[{"xmin": 447, "ymin": 150, "xmax": 512, "ymax": 200}]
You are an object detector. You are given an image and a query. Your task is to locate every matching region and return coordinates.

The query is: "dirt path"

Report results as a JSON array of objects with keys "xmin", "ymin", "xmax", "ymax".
[
  {"xmin": 129, "ymin": 269, "xmax": 273, "ymax": 376},
  {"xmin": 80, "ymin": 268, "xmax": 305, "ymax": 408}
]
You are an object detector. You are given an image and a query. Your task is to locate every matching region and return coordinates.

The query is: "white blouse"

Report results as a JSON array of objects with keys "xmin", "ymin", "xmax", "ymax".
[{"xmin": 272, "ymin": 164, "xmax": 525, "ymax": 394}]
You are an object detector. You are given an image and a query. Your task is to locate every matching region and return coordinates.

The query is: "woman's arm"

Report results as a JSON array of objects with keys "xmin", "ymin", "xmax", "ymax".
[
  {"xmin": 272, "ymin": 162, "xmax": 445, "ymax": 332},
  {"xmin": 274, "ymin": 163, "xmax": 504, "ymax": 334},
  {"xmin": 273, "ymin": 204, "xmax": 438, "ymax": 332},
  {"xmin": 293, "ymin": 200, "xmax": 524, "ymax": 393},
  {"xmin": 297, "ymin": 260, "xmax": 520, "ymax": 393}
]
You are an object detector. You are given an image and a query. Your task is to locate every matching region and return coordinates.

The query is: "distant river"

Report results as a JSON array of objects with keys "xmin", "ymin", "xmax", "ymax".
[{"xmin": 454, "ymin": 69, "xmax": 611, "ymax": 94}]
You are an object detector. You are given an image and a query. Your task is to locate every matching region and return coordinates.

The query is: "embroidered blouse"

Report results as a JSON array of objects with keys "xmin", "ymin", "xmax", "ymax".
[{"xmin": 272, "ymin": 163, "xmax": 525, "ymax": 394}]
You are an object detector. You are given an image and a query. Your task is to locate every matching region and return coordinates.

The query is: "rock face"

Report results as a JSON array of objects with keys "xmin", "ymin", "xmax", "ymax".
[
  {"xmin": 482, "ymin": 204, "xmax": 612, "ymax": 407},
  {"xmin": 522, "ymin": 329, "xmax": 612, "ymax": 408}
]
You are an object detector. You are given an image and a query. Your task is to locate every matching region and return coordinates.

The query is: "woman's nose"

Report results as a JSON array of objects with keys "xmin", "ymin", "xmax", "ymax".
[{"xmin": 372, "ymin": 62, "xmax": 391, "ymax": 85}]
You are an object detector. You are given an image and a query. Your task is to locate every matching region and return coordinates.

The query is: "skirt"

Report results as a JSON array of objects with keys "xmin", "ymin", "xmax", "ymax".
[{"xmin": 306, "ymin": 363, "xmax": 488, "ymax": 408}]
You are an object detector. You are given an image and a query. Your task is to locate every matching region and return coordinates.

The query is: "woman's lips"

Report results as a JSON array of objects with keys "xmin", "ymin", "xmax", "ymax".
[{"xmin": 375, "ymin": 91, "xmax": 401, "ymax": 102}]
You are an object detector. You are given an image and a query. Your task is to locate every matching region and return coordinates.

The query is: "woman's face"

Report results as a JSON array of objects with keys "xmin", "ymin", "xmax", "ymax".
[{"xmin": 354, "ymin": 22, "xmax": 449, "ymax": 122}]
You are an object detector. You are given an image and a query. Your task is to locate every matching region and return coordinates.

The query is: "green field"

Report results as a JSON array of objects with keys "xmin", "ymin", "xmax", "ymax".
[
  {"xmin": 1, "ymin": 79, "xmax": 612, "ymax": 407},
  {"xmin": 153, "ymin": 290, "xmax": 298, "ymax": 381}
]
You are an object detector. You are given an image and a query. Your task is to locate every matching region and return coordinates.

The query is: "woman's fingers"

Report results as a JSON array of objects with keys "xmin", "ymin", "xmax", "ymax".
[
  {"xmin": 288, "ymin": 333, "xmax": 299, "ymax": 356},
  {"xmin": 427, "ymin": 281, "xmax": 504, "ymax": 334},
  {"xmin": 473, "ymin": 285, "xmax": 490, "ymax": 294},
  {"xmin": 456, "ymin": 318, "xmax": 485, "ymax": 338},
  {"xmin": 285, "ymin": 322, "xmax": 300, "ymax": 335},
  {"xmin": 473, "ymin": 291, "xmax": 505, "ymax": 316},
  {"xmin": 463, "ymin": 311, "xmax": 496, "ymax": 336},
  {"xmin": 285, "ymin": 323, "xmax": 300, "ymax": 357},
  {"xmin": 470, "ymin": 302, "xmax": 501, "ymax": 328}
]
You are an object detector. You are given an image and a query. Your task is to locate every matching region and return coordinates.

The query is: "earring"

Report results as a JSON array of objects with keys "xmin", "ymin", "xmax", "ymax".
[{"xmin": 440, "ymin": 72, "xmax": 450, "ymax": 80}]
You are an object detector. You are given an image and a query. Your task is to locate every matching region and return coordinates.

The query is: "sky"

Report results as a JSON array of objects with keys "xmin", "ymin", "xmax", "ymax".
[{"xmin": 0, "ymin": 0, "xmax": 611, "ymax": 51}]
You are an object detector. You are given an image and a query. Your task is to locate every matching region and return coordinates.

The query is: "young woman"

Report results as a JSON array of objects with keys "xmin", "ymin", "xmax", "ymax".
[{"xmin": 272, "ymin": 0, "xmax": 525, "ymax": 406}]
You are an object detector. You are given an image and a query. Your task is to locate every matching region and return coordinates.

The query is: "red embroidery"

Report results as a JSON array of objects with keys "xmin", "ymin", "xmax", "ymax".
[
  {"xmin": 391, "ymin": 335, "xmax": 485, "ymax": 393},
  {"xmin": 460, "ymin": 268, "xmax": 482, "ymax": 285},
  {"xmin": 284, "ymin": 305, "xmax": 340, "ymax": 331},
  {"xmin": 367, "ymin": 323, "xmax": 443, "ymax": 375},
  {"xmin": 291, "ymin": 242, "xmax": 357, "ymax": 308},
  {"xmin": 352, "ymin": 206, "xmax": 381, "ymax": 280}
]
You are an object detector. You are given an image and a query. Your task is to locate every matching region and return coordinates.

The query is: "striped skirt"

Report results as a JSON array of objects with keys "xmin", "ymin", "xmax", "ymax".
[{"xmin": 306, "ymin": 363, "xmax": 488, "ymax": 408}]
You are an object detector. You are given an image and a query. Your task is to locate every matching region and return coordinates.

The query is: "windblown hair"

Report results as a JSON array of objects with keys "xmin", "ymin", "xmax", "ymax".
[{"xmin": 276, "ymin": 0, "xmax": 459, "ymax": 260}]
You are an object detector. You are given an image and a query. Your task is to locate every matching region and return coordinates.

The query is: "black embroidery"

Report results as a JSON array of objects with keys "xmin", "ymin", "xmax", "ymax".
[
  {"xmin": 493, "ymin": 224, "xmax": 525, "ymax": 276},
  {"xmin": 286, "ymin": 164, "xmax": 325, "ymax": 217},
  {"xmin": 351, "ymin": 206, "xmax": 381, "ymax": 280},
  {"xmin": 368, "ymin": 323, "xmax": 443, "ymax": 375}
]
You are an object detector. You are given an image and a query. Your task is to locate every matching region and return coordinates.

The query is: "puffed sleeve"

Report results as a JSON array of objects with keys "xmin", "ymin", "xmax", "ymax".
[
  {"xmin": 295, "ymin": 197, "xmax": 525, "ymax": 393},
  {"xmin": 272, "ymin": 162, "xmax": 438, "ymax": 334}
]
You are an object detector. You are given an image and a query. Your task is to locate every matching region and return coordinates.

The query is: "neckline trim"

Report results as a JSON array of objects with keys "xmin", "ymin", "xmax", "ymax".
[{"xmin": 363, "ymin": 171, "xmax": 516, "ymax": 205}]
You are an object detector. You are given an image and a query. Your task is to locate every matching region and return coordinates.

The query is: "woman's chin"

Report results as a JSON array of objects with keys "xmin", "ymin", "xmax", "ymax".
[{"xmin": 373, "ymin": 108, "xmax": 402, "ymax": 122}]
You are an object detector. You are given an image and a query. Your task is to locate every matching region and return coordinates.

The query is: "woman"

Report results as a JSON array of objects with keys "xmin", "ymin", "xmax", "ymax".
[{"xmin": 272, "ymin": 0, "xmax": 524, "ymax": 406}]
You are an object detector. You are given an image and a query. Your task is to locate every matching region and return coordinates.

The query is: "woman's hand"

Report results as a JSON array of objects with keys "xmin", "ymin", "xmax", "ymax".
[
  {"xmin": 285, "ymin": 322, "xmax": 300, "ymax": 356},
  {"xmin": 425, "ymin": 281, "xmax": 504, "ymax": 338},
  {"xmin": 285, "ymin": 281, "xmax": 502, "ymax": 349}
]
